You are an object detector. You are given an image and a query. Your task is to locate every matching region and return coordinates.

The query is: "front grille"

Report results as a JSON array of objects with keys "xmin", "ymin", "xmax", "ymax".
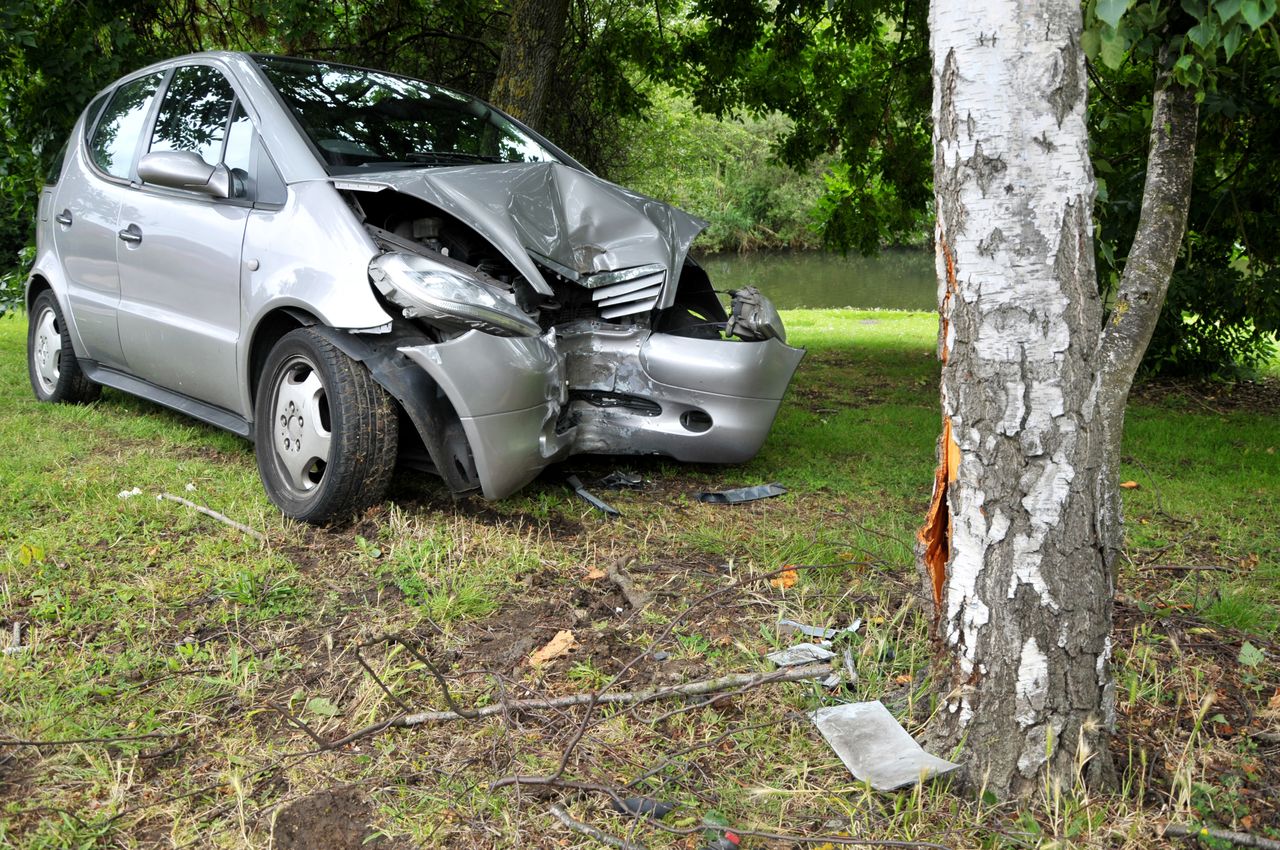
[{"xmin": 591, "ymin": 267, "xmax": 665, "ymax": 319}]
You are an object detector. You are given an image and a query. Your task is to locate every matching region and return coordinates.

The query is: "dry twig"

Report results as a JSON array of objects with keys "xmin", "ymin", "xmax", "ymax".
[
  {"xmin": 549, "ymin": 803, "xmax": 648, "ymax": 850},
  {"xmin": 158, "ymin": 493, "xmax": 266, "ymax": 542},
  {"xmin": 607, "ymin": 558, "xmax": 652, "ymax": 609},
  {"xmin": 1165, "ymin": 823, "xmax": 1280, "ymax": 850}
]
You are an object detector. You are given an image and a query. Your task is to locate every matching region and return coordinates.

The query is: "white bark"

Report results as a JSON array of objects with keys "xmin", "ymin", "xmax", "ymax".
[{"xmin": 924, "ymin": 0, "xmax": 1113, "ymax": 796}]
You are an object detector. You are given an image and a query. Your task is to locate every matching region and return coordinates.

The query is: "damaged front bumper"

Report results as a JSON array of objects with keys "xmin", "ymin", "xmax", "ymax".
[{"xmin": 395, "ymin": 323, "xmax": 804, "ymax": 500}]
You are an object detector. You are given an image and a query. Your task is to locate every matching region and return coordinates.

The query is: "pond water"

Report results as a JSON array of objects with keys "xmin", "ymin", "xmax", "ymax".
[{"xmin": 696, "ymin": 248, "xmax": 937, "ymax": 311}]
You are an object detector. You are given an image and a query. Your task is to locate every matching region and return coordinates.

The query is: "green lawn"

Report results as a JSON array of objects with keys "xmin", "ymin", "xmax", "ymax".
[{"xmin": 1, "ymin": 310, "xmax": 1277, "ymax": 848}]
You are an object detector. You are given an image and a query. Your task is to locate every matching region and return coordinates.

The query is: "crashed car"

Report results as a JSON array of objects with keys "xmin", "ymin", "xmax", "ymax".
[{"xmin": 26, "ymin": 52, "xmax": 804, "ymax": 522}]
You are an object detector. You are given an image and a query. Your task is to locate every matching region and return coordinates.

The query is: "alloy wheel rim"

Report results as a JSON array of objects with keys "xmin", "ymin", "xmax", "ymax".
[
  {"xmin": 32, "ymin": 307, "xmax": 61, "ymax": 394},
  {"xmin": 270, "ymin": 356, "xmax": 332, "ymax": 495}
]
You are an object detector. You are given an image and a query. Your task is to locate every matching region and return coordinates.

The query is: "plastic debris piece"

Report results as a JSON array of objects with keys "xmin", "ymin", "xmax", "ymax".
[
  {"xmin": 610, "ymin": 796, "xmax": 676, "ymax": 819},
  {"xmin": 2, "ymin": 622, "xmax": 27, "ymax": 655},
  {"xmin": 810, "ymin": 700, "xmax": 960, "ymax": 791},
  {"xmin": 599, "ymin": 471, "xmax": 643, "ymax": 490},
  {"xmin": 766, "ymin": 642, "xmax": 835, "ymax": 667},
  {"xmin": 567, "ymin": 475, "xmax": 620, "ymax": 517},
  {"xmin": 696, "ymin": 483, "xmax": 787, "ymax": 504},
  {"xmin": 778, "ymin": 618, "xmax": 862, "ymax": 642},
  {"xmin": 652, "ymin": 651, "xmax": 670, "ymax": 662},
  {"xmin": 820, "ymin": 647, "xmax": 859, "ymax": 689},
  {"xmin": 117, "ymin": 487, "xmax": 143, "ymax": 499}
]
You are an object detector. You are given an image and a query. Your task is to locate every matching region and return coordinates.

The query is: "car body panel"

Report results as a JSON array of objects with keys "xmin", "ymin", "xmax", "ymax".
[
  {"xmin": 116, "ymin": 188, "xmax": 249, "ymax": 411},
  {"xmin": 342, "ymin": 162, "xmax": 707, "ymax": 304}
]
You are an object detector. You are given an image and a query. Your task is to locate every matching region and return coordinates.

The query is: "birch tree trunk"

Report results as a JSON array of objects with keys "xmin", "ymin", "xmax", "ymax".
[
  {"xmin": 488, "ymin": 0, "xmax": 570, "ymax": 132},
  {"xmin": 920, "ymin": 0, "xmax": 1114, "ymax": 797},
  {"xmin": 920, "ymin": 0, "xmax": 1201, "ymax": 796}
]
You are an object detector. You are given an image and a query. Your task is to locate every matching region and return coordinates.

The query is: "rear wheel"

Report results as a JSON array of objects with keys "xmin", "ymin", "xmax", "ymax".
[
  {"xmin": 27, "ymin": 290, "xmax": 100, "ymax": 404},
  {"xmin": 254, "ymin": 328, "xmax": 398, "ymax": 523}
]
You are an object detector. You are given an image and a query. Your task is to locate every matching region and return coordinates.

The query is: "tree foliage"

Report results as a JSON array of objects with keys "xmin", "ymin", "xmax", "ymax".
[{"xmin": 1085, "ymin": 0, "xmax": 1280, "ymax": 374}]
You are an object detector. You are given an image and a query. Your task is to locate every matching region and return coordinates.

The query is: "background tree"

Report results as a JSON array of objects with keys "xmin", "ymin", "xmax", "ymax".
[{"xmin": 489, "ymin": 0, "xmax": 571, "ymax": 130}]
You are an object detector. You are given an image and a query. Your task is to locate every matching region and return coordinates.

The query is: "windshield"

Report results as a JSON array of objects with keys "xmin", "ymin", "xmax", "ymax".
[{"xmin": 256, "ymin": 56, "xmax": 559, "ymax": 173}]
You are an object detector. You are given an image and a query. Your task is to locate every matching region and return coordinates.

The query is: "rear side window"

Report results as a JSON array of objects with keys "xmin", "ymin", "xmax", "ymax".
[
  {"xmin": 89, "ymin": 73, "xmax": 165, "ymax": 179},
  {"xmin": 149, "ymin": 65, "xmax": 237, "ymax": 166}
]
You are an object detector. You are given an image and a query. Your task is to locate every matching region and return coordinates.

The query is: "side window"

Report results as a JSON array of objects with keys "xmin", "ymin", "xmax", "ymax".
[
  {"xmin": 223, "ymin": 102, "xmax": 253, "ymax": 175},
  {"xmin": 89, "ymin": 73, "xmax": 165, "ymax": 179},
  {"xmin": 149, "ymin": 65, "xmax": 237, "ymax": 165},
  {"xmin": 44, "ymin": 140, "xmax": 69, "ymax": 185}
]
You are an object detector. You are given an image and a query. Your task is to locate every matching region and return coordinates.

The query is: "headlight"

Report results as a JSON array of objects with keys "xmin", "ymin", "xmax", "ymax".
[{"xmin": 369, "ymin": 252, "xmax": 541, "ymax": 337}]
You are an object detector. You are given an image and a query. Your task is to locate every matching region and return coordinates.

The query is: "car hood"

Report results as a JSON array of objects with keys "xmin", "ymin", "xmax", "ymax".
[{"xmin": 331, "ymin": 161, "xmax": 708, "ymax": 299}]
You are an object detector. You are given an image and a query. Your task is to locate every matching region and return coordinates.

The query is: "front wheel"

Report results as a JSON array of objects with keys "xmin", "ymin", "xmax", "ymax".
[
  {"xmin": 254, "ymin": 328, "xmax": 398, "ymax": 523},
  {"xmin": 27, "ymin": 290, "xmax": 100, "ymax": 404}
]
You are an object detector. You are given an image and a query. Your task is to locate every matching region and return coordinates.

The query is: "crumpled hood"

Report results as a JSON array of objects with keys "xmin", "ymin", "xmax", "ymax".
[{"xmin": 333, "ymin": 162, "xmax": 708, "ymax": 300}]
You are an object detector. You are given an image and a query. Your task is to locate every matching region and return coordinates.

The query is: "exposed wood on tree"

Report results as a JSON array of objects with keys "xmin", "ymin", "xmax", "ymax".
[
  {"xmin": 489, "ymin": 0, "xmax": 570, "ymax": 131},
  {"xmin": 920, "ymin": 0, "xmax": 1203, "ymax": 799}
]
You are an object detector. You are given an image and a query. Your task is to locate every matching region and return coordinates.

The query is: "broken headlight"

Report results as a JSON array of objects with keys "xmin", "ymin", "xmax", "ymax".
[{"xmin": 369, "ymin": 252, "xmax": 541, "ymax": 338}]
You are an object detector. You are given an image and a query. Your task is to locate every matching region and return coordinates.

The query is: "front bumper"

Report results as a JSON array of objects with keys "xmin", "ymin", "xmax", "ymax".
[{"xmin": 398, "ymin": 323, "xmax": 804, "ymax": 500}]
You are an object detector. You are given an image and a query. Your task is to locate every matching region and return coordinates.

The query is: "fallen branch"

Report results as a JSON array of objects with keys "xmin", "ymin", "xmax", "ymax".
[
  {"xmin": 549, "ymin": 804, "xmax": 649, "ymax": 850},
  {"xmin": 158, "ymin": 493, "xmax": 266, "ymax": 542},
  {"xmin": 1139, "ymin": 563, "xmax": 1233, "ymax": 572},
  {"xmin": 607, "ymin": 559, "xmax": 652, "ymax": 610},
  {"xmin": 330, "ymin": 663, "xmax": 831, "ymax": 748},
  {"xmin": 1165, "ymin": 823, "xmax": 1280, "ymax": 850}
]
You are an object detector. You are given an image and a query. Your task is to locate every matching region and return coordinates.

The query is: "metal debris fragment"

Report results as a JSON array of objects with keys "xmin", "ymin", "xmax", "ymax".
[
  {"xmin": 598, "ymin": 471, "xmax": 644, "ymax": 490},
  {"xmin": 2, "ymin": 622, "xmax": 27, "ymax": 655},
  {"xmin": 766, "ymin": 643, "xmax": 835, "ymax": 667},
  {"xmin": 778, "ymin": 618, "xmax": 862, "ymax": 643},
  {"xmin": 695, "ymin": 483, "xmax": 787, "ymax": 504},
  {"xmin": 567, "ymin": 475, "xmax": 621, "ymax": 517},
  {"xmin": 810, "ymin": 700, "xmax": 960, "ymax": 791}
]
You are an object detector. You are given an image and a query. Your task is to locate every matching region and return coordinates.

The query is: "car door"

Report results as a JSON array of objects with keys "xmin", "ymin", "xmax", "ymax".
[
  {"xmin": 53, "ymin": 73, "xmax": 166, "ymax": 369},
  {"xmin": 115, "ymin": 64, "xmax": 252, "ymax": 414}
]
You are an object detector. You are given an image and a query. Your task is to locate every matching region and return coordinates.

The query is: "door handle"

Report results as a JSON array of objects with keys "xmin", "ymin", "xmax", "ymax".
[
  {"xmin": 118, "ymin": 224, "xmax": 142, "ymax": 245},
  {"xmin": 55, "ymin": 210, "xmax": 73, "ymax": 226}
]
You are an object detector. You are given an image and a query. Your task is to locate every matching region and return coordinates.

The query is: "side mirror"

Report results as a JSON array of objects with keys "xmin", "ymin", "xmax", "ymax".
[{"xmin": 137, "ymin": 151, "xmax": 232, "ymax": 199}]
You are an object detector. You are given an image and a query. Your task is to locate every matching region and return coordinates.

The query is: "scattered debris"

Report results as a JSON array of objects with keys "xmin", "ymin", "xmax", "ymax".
[
  {"xmin": 184, "ymin": 482, "xmax": 196, "ymax": 492},
  {"xmin": 117, "ymin": 487, "xmax": 143, "ymax": 499},
  {"xmin": 2, "ymin": 622, "xmax": 27, "ymax": 655},
  {"xmin": 770, "ymin": 567, "xmax": 798, "ymax": 589},
  {"xmin": 598, "ymin": 471, "xmax": 643, "ymax": 490},
  {"xmin": 157, "ymin": 493, "xmax": 266, "ymax": 542},
  {"xmin": 567, "ymin": 475, "xmax": 621, "ymax": 517},
  {"xmin": 1120, "ymin": 480, "xmax": 1140, "ymax": 489},
  {"xmin": 810, "ymin": 700, "xmax": 960, "ymax": 791},
  {"xmin": 607, "ymin": 560, "xmax": 652, "ymax": 610},
  {"xmin": 778, "ymin": 618, "xmax": 862, "ymax": 643},
  {"xmin": 819, "ymin": 647, "xmax": 858, "ymax": 690},
  {"xmin": 610, "ymin": 796, "xmax": 675, "ymax": 820},
  {"xmin": 767, "ymin": 643, "xmax": 835, "ymax": 667},
  {"xmin": 701, "ymin": 813, "xmax": 743, "ymax": 850},
  {"xmin": 652, "ymin": 651, "xmax": 670, "ymax": 662},
  {"xmin": 529, "ymin": 630, "xmax": 577, "ymax": 666},
  {"xmin": 696, "ymin": 483, "xmax": 787, "ymax": 504}
]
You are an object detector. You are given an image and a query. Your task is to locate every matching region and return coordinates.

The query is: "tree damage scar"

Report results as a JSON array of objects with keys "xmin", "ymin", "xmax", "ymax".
[
  {"xmin": 939, "ymin": 238, "xmax": 958, "ymax": 363},
  {"xmin": 918, "ymin": 416, "xmax": 960, "ymax": 608}
]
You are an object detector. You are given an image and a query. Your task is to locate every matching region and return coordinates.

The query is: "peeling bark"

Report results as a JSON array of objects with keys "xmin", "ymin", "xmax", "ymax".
[
  {"xmin": 922, "ymin": 1, "xmax": 1200, "ymax": 799},
  {"xmin": 488, "ymin": 0, "xmax": 570, "ymax": 132}
]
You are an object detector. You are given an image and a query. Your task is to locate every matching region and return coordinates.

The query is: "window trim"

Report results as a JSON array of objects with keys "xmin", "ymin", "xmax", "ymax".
[{"xmin": 84, "ymin": 69, "xmax": 170, "ymax": 187}]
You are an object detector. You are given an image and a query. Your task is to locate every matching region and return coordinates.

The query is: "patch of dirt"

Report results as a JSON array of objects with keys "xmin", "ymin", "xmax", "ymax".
[
  {"xmin": 270, "ymin": 786, "xmax": 395, "ymax": 850},
  {"xmin": 1131, "ymin": 376, "xmax": 1280, "ymax": 415}
]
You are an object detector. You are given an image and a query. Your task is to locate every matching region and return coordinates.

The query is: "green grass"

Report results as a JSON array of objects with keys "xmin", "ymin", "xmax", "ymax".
[{"xmin": 1, "ymin": 309, "xmax": 1277, "ymax": 848}]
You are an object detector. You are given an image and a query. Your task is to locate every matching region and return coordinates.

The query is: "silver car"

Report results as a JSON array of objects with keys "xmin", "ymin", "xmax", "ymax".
[{"xmin": 26, "ymin": 52, "xmax": 803, "ymax": 522}]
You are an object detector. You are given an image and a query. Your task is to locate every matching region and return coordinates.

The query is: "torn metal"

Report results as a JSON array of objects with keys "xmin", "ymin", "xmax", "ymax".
[
  {"xmin": 567, "ymin": 475, "xmax": 620, "ymax": 518},
  {"xmin": 810, "ymin": 701, "xmax": 961, "ymax": 791},
  {"xmin": 766, "ymin": 643, "xmax": 835, "ymax": 667},
  {"xmin": 696, "ymin": 483, "xmax": 788, "ymax": 504}
]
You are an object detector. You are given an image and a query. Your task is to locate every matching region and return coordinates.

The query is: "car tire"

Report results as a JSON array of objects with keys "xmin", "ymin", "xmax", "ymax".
[
  {"xmin": 254, "ymin": 328, "xmax": 398, "ymax": 523},
  {"xmin": 27, "ymin": 290, "xmax": 101, "ymax": 404}
]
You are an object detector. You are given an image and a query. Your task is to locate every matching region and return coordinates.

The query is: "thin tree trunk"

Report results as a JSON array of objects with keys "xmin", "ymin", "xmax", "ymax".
[
  {"xmin": 488, "ymin": 0, "xmax": 570, "ymax": 131},
  {"xmin": 1096, "ymin": 76, "xmax": 1199, "ymax": 563},
  {"xmin": 920, "ymin": 0, "xmax": 1113, "ymax": 798}
]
